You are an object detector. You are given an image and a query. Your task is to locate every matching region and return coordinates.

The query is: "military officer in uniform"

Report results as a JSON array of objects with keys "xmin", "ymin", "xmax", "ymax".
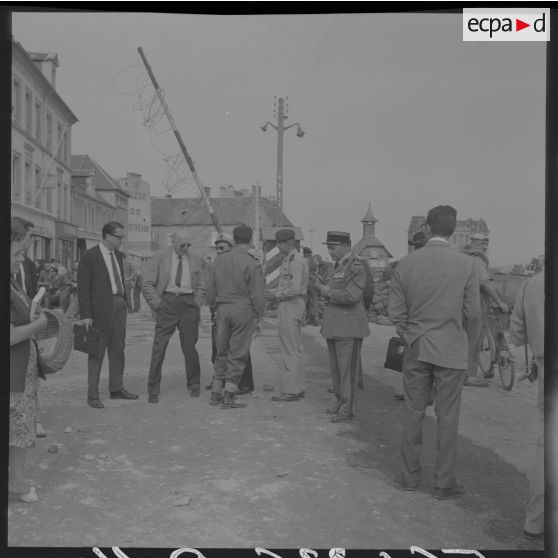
[
  {"xmin": 206, "ymin": 224, "xmax": 265, "ymax": 409},
  {"xmin": 265, "ymin": 229, "xmax": 309, "ymax": 401},
  {"xmin": 315, "ymin": 231, "xmax": 370, "ymax": 422}
]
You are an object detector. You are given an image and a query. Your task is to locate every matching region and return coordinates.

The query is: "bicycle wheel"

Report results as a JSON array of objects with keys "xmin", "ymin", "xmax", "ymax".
[
  {"xmin": 478, "ymin": 330, "xmax": 495, "ymax": 379},
  {"xmin": 496, "ymin": 332, "xmax": 516, "ymax": 391}
]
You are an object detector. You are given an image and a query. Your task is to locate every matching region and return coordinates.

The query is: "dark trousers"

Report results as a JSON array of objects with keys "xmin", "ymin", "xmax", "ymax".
[
  {"xmin": 125, "ymin": 285, "xmax": 134, "ymax": 312},
  {"xmin": 132, "ymin": 285, "xmax": 141, "ymax": 312},
  {"xmin": 211, "ymin": 321, "xmax": 254, "ymax": 391},
  {"xmin": 401, "ymin": 339, "xmax": 465, "ymax": 489},
  {"xmin": 147, "ymin": 293, "xmax": 200, "ymax": 396},
  {"xmin": 327, "ymin": 337, "xmax": 362, "ymax": 417},
  {"xmin": 87, "ymin": 295, "xmax": 127, "ymax": 401}
]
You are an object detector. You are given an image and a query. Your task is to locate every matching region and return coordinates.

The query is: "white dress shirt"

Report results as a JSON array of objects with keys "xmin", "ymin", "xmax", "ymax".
[
  {"xmin": 165, "ymin": 250, "xmax": 193, "ymax": 294},
  {"xmin": 99, "ymin": 242, "xmax": 124, "ymax": 295}
]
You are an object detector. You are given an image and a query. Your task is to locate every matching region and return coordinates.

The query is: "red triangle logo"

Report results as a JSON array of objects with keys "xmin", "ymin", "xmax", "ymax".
[{"xmin": 516, "ymin": 19, "xmax": 530, "ymax": 32}]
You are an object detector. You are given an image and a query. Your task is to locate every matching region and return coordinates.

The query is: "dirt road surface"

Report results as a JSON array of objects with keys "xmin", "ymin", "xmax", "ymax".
[{"xmin": 8, "ymin": 305, "xmax": 542, "ymax": 552}]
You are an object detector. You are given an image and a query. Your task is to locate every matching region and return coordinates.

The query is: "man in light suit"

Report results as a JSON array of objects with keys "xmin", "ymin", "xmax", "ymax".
[
  {"xmin": 78, "ymin": 221, "xmax": 139, "ymax": 409},
  {"xmin": 314, "ymin": 231, "xmax": 370, "ymax": 422},
  {"xmin": 388, "ymin": 205, "xmax": 480, "ymax": 498},
  {"xmin": 141, "ymin": 229, "xmax": 205, "ymax": 403},
  {"xmin": 510, "ymin": 269, "xmax": 544, "ymax": 540}
]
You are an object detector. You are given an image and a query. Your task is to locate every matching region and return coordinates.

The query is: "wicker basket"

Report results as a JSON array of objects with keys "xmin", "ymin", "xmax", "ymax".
[{"xmin": 34, "ymin": 309, "xmax": 73, "ymax": 373}]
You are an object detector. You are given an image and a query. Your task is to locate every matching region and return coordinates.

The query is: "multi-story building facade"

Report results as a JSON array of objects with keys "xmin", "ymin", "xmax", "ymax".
[
  {"xmin": 71, "ymin": 169, "xmax": 117, "ymax": 260},
  {"xmin": 118, "ymin": 172, "xmax": 152, "ymax": 260},
  {"xmin": 71, "ymin": 154, "xmax": 130, "ymax": 251},
  {"xmin": 11, "ymin": 40, "xmax": 78, "ymax": 264},
  {"xmin": 408, "ymin": 215, "xmax": 490, "ymax": 253}
]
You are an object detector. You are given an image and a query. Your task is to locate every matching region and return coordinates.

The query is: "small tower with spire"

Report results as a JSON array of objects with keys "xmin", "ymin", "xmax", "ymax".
[{"xmin": 361, "ymin": 203, "xmax": 378, "ymax": 238}]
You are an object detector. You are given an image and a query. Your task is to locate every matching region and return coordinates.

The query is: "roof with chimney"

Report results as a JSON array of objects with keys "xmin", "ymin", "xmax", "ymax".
[
  {"xmin": 71, "ymin": 154, "xmax": 130, "ymax": 197},
  {"xmin": 151, "ymin": 196, "xmax": 294, "ymax": 228},
  {"xmin": 12, "ymin": 39, "xmax": 78, "ymax": 123}
]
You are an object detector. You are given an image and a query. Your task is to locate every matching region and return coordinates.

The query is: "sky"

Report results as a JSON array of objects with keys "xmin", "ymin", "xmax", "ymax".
[{"xmin": 12, "ymin": 9, "xmax": 547, "ymax": 266}]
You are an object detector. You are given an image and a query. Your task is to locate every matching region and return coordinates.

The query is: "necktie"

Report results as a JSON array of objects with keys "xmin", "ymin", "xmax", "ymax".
[
  {"xmin": 175, "ymin": 255, "xmax": 183, "ymax": 288},
  {"xmin": 110, "ymin": 252, "xmax": 124, "ymax": 295}
]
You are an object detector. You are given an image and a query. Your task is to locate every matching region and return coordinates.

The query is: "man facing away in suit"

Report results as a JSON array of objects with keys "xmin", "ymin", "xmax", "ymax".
[
  {"xmin": 510, "ymin": 268, "xmax": 545, "ymax": 540},
  {"xmin": 77, "ymin": 221, "xmax": 139, "ymax": 409},
  {"xmin": 388, "ymin": 205, "xmax": 481, "ymax": 499},
  {"xmin": 141, "ymin": 229, "xmax": 205, "ymax": 404}
]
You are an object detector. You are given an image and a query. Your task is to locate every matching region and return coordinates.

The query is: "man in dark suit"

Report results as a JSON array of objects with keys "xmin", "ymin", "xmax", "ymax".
[
  {"xmin": 388, "ymin": 205, "xmax": 480, "ymax": 499},
  {"xmin": 314, "ymin": 231, "xmax": 370, "ymax": 422},
  {"xmin": 77, "ymin": 221, "xmax": 139, "ymax": 409},
  {"xmin": 141, "ymin": 229, "xmax": 205, "ymax": 403}
]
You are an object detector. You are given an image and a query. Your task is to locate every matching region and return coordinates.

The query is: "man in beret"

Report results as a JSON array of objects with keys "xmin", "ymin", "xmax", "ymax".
[
  {"xmin": 265, "ymin": 229, "xmax": 309, "ymax": 401},
  {"xmin": 314, "ymin": 231, "xmax": 370, "ymax": 422},
  {"xmin": 461, "ymin": 233, "xmax": 509, "ymax": 387},
  {"xmin": 206, "ymin": 224, "xmax": 265, "ymax": 409}
]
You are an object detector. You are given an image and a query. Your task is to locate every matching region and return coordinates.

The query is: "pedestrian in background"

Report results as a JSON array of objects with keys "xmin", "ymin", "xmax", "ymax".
[
  {"xmin": 123, "ymin": 253, "xmax": 139, "ymax": 313},
  {"xmin": 141, "ymin": 229, "xmax": 205, "ymax": 404},
  {"xmin": 315, "ymin": 231, "xmax": 370, "ymax": 422},
  {"xmin": 303, "ymin": 247, "xmax": 319, "ymax": 326},
  {"xmin": 510, "ymin": 268, "xmax": 544, "ymax": 540},
  {"xmin": 388, "ymin": 205, "xmax": 480, "ymax": 498},
  {"xmin": 206, "ymin": 232, "xmax": 255, "ymax": 395},
  {"xmin": 265, "ymin": 229, "xmax": 309, "ymax": 402},
  {"xmin": 461, "ymin": 233, "xmax": 508, "ymax": 387},
  {"xmin": 77, "ymin": 221, "xmax": 138, "ymax": 409},
  {"xmin": 206, "ymin": 224, "xmax": 265, "ymax": 409}
]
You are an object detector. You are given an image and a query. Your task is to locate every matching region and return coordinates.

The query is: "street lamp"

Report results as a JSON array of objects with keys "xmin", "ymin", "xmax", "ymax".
[{"xmin": 260, "ymin": 97, "xmax": 305, "ymax": 213}]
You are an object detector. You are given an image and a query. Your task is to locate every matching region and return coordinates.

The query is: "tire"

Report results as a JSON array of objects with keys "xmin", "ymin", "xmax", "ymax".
[
  {"xmin": 479, "ymin": 331, "xmax": 495, "ymax": 378},
  {"xmin": 496, "ymin": 332, "xmax": 516, "ymax": 391}
]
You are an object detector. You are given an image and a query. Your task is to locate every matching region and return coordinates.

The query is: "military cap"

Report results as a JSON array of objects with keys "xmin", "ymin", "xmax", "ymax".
[
  {"xmin": 470, "ymin": 233, "xmax": 489, "ymax": 241},
  {"xmin": 323, "ymin": 231, "xmax": 351, "ymax": 245},
  {"xmin": 214, "ymin": 232, "xmax": 234, "ymax": 247},
  {"xmin": 275, "ymin": 228, "xmax": 295, "ymax": 242}
]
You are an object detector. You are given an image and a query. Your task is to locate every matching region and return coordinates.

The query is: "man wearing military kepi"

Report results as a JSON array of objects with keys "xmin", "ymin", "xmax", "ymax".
[
  {"xmin": 314, "ymin": 231, "xmax": 370, "ymax": 422},
  {"xmin": 206, "ymin": 224, "xmax": 265, "ymax": 409},
  {"xmin": 265, "ymin": 228, "xmax": 309, "ymax": 401}
]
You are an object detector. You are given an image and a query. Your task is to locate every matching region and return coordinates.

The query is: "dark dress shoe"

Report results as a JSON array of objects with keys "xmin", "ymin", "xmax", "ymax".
[
  {"xmin": 189, "ymin": 389, "xmax": 200, "ymax": 397},
  {"xmin": 88, "ymin": 400, "xmax": 105, "ymax": 409},
  {"xmin": 110, "ymin": 389, "xmax": 139, "ymax": 400},
  {"xmin": 209, "ymin": 392, "xmax": 223, "ymax": 406},
  {"xmin": 394, "ymin": 393, "xmax": 405, "ymax": 401},
  {"xmin": 148, "ymin": 395, "xmax": 159, "ymax": 404},
  {"xmin": 221, "ymin": 391, "xmax": 247, "ymax": 409},
  {"xmin": 330, "ymin": 413, "xmax": 354, "ymax": 423},
  {"xmin": 271, "ymin": 393, "xmax": 300, "ymax": 402},
  {"xmin": 433, "ymin": 484, "xmax": 465, "ymax": 500}
]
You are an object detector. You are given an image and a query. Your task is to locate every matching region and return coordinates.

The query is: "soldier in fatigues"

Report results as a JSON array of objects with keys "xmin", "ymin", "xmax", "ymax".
[
  {"xmin": 265, "ymin": 229, "xmax": 309, "ymax": 401},
  {"xmin": 205, "ymin": 224, "xmax": 265, "ymax": 409},
  {"xmin": 315, "ymin": 231, "xmax": 370, "ymax": 422}
]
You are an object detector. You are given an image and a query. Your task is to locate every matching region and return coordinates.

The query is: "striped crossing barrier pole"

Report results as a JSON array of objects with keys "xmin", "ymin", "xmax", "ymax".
[{"xmin": 264, "ymin": 245, "xmax": 282, "ymax": 289}]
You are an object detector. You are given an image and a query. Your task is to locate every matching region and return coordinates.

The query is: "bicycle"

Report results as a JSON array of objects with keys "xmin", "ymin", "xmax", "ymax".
[{"xmin": 479, "ymin": 307, "xmax": 516, "ymax": 391}]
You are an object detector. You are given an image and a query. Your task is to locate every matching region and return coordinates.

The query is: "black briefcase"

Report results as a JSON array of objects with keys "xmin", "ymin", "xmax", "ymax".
[
  {"xmin": 73, "ymin": 324, "xmax": 102, "ymax": 358},
  {"xmin": 384, "ymin": 336, "xmax": 406, "ymax": 373}
]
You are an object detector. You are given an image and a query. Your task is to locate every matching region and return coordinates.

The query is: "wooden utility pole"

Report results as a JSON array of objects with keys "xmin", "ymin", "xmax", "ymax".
[
  {"xmin": 137, "ymin": 47, "xmax": 222, "ymax": 233},
  {"xmin": 260, "ymin": 97, "xmax": 305, "ymax": 216}
]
